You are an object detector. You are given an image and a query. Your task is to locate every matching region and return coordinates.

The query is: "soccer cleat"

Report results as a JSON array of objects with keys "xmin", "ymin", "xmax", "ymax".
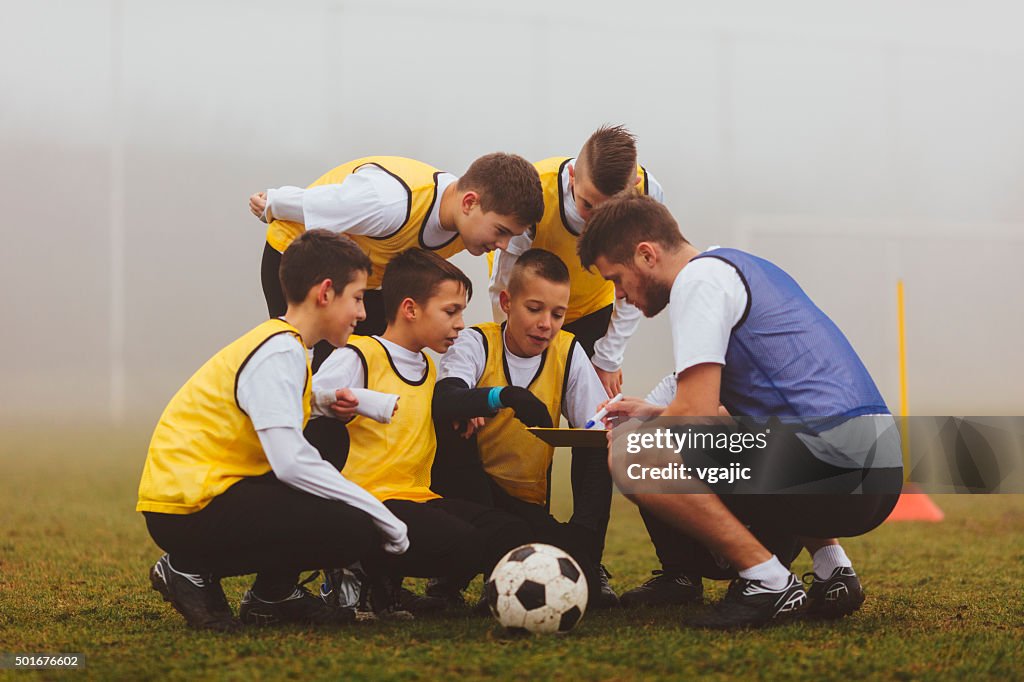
[
  {"xmin": 319, "ymin": 568, "xmax": 361, "ymax": 610},
  {"xmin": 692, "ymin": 573, "xmax": 806, "ymax": 629},
  {"xmin": 149, "ymin": 554, "xmax": 239, "ymax": 632},
  {"xmin": 239, "ymin": 584, "xmax": 356, "ymax": 626},
  {"xmin": 354, "ymin": 573, "xmax": 415, "ymax": 622},
  {"xmin": 803, "ymin": 567, "xmax": 865, "ymax": 619},
  {"xmin": 422, "ymin": 577, "xmax": 469, "ymax": 611},
  {"xmin": 472, "ymin": 593, "xmax": 492, "ymax": 616},
  {"xmin": 397, "ymin": 586, "xmax": 449, "ymax": 615},
  {"xmin": 619, "ymin": 570, "xmax": 704, "ymax": 607},
  {"xmin": 593, "ymin": 564, "xmax": 620, "ymax": 609}
]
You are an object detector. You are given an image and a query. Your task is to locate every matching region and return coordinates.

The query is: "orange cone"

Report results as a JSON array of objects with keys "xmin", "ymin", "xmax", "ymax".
[{"xmin": 884, "ymin": 483, "xmax": 944, "ymax": 522}]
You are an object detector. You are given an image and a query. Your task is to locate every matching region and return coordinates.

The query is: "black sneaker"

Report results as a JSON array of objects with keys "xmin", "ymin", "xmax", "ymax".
[
  {"xmin": 803, "ymin": 567, "xmax": 865, "ymax": 619},
  {"xmin": 593, "ymin": 564, "xmax": 620, "ymax": 609},
  {"xmin": 239, "ymin": 584, "xmax": 356, "ymax": 626},
  {"xmin": 149, "ymin": 554, "xmax": 239, "ymax": 632},
  {"xmin": 319, "ymin": 568, "xmax": 361, "ymax": 609},
  {"xmin": 692, "ymin": 574, "xmax": 806, "ymax": 629},
  {"xmin": 397, "ymin": 586, "xmax": 449, "ymax": 615},
  {"xmin": 423, "ymin": 577, "xmax": 469, "ymax": 611},
  {"xmin": 354, "ymin": 574, "xmax": 414, "ymax": 622},
  {"xmin": 619, "ymin": 570, "xmax": 704, "ymax": 607},
  {"xmin": 472, "ymin": 593, "xmax": 492, "ymax": 616}
]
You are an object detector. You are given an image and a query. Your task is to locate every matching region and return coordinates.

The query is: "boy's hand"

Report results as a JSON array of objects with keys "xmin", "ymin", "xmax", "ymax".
[
  {"xmin": 328, "ymin": 388, "xmax": 360, "ymax": 421},
  {"xmin": 594, "ymin": 366, "xmax": 622, "ymax": 398},
  {"xmin": 249, "ymin": 191, "xmax": 270, "ymax": 222},
  {"xmin": 500, "ymin": 387, "xmax": 552, "ymax": 428}
]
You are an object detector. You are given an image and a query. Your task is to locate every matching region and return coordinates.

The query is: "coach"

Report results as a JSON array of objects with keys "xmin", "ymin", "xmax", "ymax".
[{"xmin": 577, "ymin": 193, "xmax": 903, "ymax": 628}]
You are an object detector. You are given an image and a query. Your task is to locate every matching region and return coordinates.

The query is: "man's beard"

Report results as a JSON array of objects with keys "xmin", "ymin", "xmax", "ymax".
[{"xmin": 637, "ymin": 271, "xmax": 672, "ymax": 317}]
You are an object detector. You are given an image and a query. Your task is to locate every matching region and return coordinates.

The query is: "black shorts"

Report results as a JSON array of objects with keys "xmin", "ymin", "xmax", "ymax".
[{"xmin": 674, "ymin": 420, "xmax": 903, "ymax": 540}]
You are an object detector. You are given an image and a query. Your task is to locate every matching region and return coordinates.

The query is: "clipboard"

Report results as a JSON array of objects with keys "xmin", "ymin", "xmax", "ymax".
[{"xmin": 527, "ymin": 427, "xmax": 608, "ymax": 448}]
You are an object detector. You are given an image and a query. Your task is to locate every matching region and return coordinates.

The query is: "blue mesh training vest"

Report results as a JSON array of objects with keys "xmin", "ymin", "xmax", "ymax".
[{"xmin": 690, "ymin": 248, "xmax": 888, "ymax": 433}]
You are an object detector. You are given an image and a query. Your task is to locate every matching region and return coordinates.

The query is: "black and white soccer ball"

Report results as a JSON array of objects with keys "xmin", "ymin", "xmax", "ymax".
[{"xmin": 485, "ymin": 543, "xmax": 588, "ymax": 634}]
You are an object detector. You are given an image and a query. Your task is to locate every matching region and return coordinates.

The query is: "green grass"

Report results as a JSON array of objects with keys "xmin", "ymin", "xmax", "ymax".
[{"xmin": 2, "ymin": 426, "xmax": 1023, "ymax": 681}]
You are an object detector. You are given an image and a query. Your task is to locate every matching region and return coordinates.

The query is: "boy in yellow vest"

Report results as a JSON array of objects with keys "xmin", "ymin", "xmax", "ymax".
[
  {"xmin": 310, "ymin": 247, "xmax": 532, "ymax": 618},
  {"xmin": 250, "ymin": 153, "xmax": 544, "ymax": 364},
  {"xmin": 431, "ymin": 249, "xmax": 613, "ymax": 607},
  {"xmin": 486, "ymin": 125, "xmax": 666, "ymax": 603},
  {"xmin": 488, "ymin": 126, "xmax": 665, "ymax": 395},
  {"xmin": 138, "ymin": 230, "xmax": 410, "ymax": 630}
]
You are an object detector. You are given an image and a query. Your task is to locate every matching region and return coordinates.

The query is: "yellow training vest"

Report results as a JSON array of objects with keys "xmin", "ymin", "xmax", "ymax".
[
  {"xmin": 341, "ymin": 336, "xmax": 440, "ymax": 502},
  {"xmin": 473, "ymin": 322, "xmax": 575, "ymax": 505},
  {"xmin": 530, "ymin": 157, "xmax": 651, "ymax": 323},
  {"xmin": 265, "ymin": 156, "xmax": 466, "ymax": 289},
  {"xmin": 137, "ymin": 319, "xmax": 311, "ymax": 514}
]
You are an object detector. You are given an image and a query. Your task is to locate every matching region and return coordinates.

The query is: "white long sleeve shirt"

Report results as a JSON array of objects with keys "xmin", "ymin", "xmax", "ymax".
[
  {"xmin": 264, "ymin": 165, "xmax": 460, "ymax": 252},
  {"xmin": 438, "ymin": 326, "xmax": 608, "ymax": 428},
  {"xmin": 236, "ymin": 331, "xmax": 409, "ymax": 554}
]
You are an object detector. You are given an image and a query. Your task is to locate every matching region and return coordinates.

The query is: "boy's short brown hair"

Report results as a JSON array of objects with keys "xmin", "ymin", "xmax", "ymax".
[
  {"xmin": 279, "ymin": 229, "xmax": 372, "ymax": 304},
  {"xmin": 577, "ymin": 124, "xmax": 639, "ymax": 197},
  {"xmin": 381, "ymin": 248, "xmax": 473, "ymax": 323},
  {"xmin": 507, "ymin": 248, "xmax": 570, "ymax": 297},
  {"xmin": 457, "ymin": 152, "xmax": 544, "ymax": 225},
  {"xmin": 577, "ymin": 193, "xmax": 687, "ymax": 270}
]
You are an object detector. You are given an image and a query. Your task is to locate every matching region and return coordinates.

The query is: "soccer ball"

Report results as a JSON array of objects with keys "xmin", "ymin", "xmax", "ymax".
[{"xmin": 485, "ymin": 543, "xmax": 588, "ymax": 634}]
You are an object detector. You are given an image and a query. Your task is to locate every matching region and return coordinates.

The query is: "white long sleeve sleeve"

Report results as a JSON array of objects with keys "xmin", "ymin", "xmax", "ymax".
[
  {"xmin": 264, "ymin": 186, "xmax": 307, "ymax": 223},
  {"xmin": 312, "ymin": 387, "xmax": 399, "ymax": 423},
  {"xmin": 264, "ymin": 165, "xmax": 409, "ymax": 238},
  {"xmin": 255, "ymin": 426, "xmax": 408, "ymax": 554},
  {"xmin": 236, "ymin": 334, "xmax": 408, "ymax": 554},
  {"xmin": 591, "ymin": 297, "xmax": 643, "ymax": 372},
  {"xmin": 488, "ymin": 230, "xmax": 534, "ymax": 322}
]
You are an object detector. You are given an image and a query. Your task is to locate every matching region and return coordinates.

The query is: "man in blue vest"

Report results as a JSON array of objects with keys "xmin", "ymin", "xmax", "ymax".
[{"xmin": 578, "ymin": 194, "xmax": 903, "ymax": 629}]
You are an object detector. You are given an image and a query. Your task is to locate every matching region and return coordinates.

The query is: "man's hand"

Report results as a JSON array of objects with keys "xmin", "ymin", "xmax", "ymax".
[
  {"xmin": 599, "ymin": 395, "xmax": 663, "ymax": 427},
  {"xmin": 328, "ymin": 388, "xmax": 360, "ymax": 421},
  {"xmin": 500, "ymin": 386, "xmax": 552, "ymax": 428},
  {"xmin": 250, "ymin": 191, "xmax": 270, "ymax": 222},
  {"xmin": 594, "ymin": 365, "xmax": 622, "ymax": 398}
]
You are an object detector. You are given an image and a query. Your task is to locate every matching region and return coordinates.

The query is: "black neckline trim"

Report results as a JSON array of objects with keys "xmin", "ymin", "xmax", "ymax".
[
  {"xmin": 234, "ymin": 322, "xmax": 304, "ymax": 415},
  {"xmin": 469, "ymin": 325, "xmax": 488, "ymax": 359},
  {"xmin": 372, "ymin": 336, "xmax": 429, "ymax": 386},
  {"xmin": 354, "ymin": 162, "xmax": 412, "ymax": 241},
  {"xmin": 419, "ymin": 172, "xmax": 460, "ymax": 251},
  {"xmin": 560, "ymin": 337, "xmax": 577, "ymax": 409},
  {"xmin": 555, "ymin": 158, "xmax": 575, "ymax": 237},
  {"xmin": 345, "ymin": 343, "xmax": 370, "ymax": 389},
  {"xmin": 499, "ymin": 321, "xmax": 548, "ymax": 389}
]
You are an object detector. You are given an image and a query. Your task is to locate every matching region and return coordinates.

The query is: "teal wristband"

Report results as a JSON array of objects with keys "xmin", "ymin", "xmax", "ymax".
[{"xmin": 487, "ymin": 387, "xmax": 504, "ymax": 412}]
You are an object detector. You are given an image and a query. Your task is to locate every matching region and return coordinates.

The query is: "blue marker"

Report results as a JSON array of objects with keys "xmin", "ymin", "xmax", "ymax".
[{"xmin": 584, "ymin": 393, "xmax": 623, "ymax": 429}]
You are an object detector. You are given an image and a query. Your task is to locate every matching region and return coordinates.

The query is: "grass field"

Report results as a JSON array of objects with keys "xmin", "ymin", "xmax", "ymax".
[{"xmin": 2, "ymin": 426, "xmax": 1023, "ymax": 681}]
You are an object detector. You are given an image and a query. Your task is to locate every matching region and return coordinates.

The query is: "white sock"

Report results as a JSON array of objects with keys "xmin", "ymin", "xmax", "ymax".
[
  {"xmin": 737, "ymin": 555, "xmax": 790, "ymax": 590},
  {"xmin": 812, "ymin": 544, "xmax": 852, "ymax": 579}
]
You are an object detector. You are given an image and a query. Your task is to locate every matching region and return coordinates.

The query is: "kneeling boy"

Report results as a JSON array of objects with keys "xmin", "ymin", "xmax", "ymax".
[
  {"xmin": 432, "ymin": 249, "xmax": 613, "ymax": 606},
  {"xmin": 138, "ymin": 230, "xmax": 409, "ymax": 630},
  {"xmin": 312, "ymin": 248, "xmax": 532, "ymax": 617}
]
